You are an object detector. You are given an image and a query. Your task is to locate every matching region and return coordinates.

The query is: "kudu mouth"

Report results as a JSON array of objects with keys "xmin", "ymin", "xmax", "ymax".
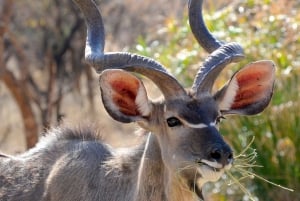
[
  {"xmin": 187, "ymin": 159, "xmax": 232, "ymax": 201},
  {"xmin": 198, "ymin": 160, "xmax": 230, "ymax": 172},
  {"xmin": 185, "ymin": 142, "xmax": 233, "ymax": 200},
  {"xmin": 196, "ymin": 154, "xmax": 233, "ymax": 179}
]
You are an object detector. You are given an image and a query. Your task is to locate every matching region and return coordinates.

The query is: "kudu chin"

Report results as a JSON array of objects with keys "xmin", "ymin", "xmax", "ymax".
[{"xmin": 0, "ymin": 0, "xmax": 275, "ymax": 200}]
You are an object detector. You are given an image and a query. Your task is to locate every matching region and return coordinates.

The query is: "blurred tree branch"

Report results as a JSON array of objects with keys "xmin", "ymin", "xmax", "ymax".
[
  {"xmin": 0, "ymin": 0, "xmax": 92, "ymax": 149},
  {"xmin": 0, "ymin": 0, "xmax": 38, "ymax": 148}
]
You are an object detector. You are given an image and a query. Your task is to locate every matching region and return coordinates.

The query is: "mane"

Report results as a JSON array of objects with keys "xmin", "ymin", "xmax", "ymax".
[
  {"xmin": 44, "ymin": 125, "xmax": 104, "ymax": 142},
  {"xmin": 18, "ymin": 126, "xmax": 105, "ymax": 158}
]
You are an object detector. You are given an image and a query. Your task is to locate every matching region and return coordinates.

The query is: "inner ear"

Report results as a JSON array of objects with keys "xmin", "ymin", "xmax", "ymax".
[
  {"xmin": 215, "ymin": 60, "xmax": 275, "ymax": 115},
  {"xmin": 109, "ymin": 73, "xmax": 141, "ymax": 116},
  {"xmin": 231, "ymin": 61, "xmax": 275, "ymax": 111},
  {"xmin": 100, "ymin": 69, "xmax": 151, "ymax": 123}
]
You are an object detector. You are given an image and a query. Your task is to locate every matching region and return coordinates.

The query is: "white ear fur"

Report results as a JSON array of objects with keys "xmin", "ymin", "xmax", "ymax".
[
  {"xmin": 218, "ymin": 77, "xmax": 239, "ymax": 111},
  {"xmin": 135, "ymin": 86, "xmax": 151, "ymax": 116}
]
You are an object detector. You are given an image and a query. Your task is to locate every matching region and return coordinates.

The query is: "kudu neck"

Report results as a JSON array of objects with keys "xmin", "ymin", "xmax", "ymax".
[{"xmin": 136, "ymin": 133, "xmax": 198, "ymax": 201}]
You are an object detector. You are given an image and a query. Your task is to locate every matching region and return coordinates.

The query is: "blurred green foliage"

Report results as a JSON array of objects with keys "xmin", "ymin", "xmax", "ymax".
[{"xmin": 134, "ymin": 0, "xmax": 300, "ymax": 200}]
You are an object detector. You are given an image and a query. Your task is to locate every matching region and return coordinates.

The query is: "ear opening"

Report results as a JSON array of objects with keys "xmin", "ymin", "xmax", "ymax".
[
  {"xmin": 99, "ymin": 69, "xmax": 151, "ymax": 123},
  {"xmin": 215, "ymin": 60, "xmax": 276, "ymax": 115}
]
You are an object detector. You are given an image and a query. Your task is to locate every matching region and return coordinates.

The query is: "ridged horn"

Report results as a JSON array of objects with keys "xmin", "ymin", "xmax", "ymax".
[
  {"xmin": 188, "ymin": 0, "xmax": 244, "ymax": 94},
  {"xmin": 73, "ymin": 0, "xmax": 187, "ymax": 99}
]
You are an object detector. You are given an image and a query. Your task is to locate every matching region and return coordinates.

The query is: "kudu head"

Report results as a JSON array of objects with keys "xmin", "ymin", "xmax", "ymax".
[{"xmin": 73, "ymin": 0, "xmax": 275, "ymax": 196}]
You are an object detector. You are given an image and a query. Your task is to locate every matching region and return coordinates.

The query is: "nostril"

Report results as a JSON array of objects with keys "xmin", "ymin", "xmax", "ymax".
[
  {"xmin": 209, "ymin": 147, "xmax": 233, "ymax": 166},
  {"xmin": 227, "ymin": 152, "xmax": 234, "ymax": 163},
  {"xmin": 228, "ymin": 152, "xmax": 233, "ymax": 160},
  {"xmin": 210, "ymin": 149, "xmax": 222, "ymax": 161}
]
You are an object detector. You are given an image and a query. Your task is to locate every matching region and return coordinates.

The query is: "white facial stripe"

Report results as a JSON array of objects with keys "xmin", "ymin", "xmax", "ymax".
[
  {"xmin": 209, "ymin": 122, "xmax": 216, "ymax": 127},
  {"xmin": 185, "ymin": 122, "xmax": 208, "ymax": 129},
  {"xmin": 184, "ymin": 121, "xmax": 216, "ymax": 129}
]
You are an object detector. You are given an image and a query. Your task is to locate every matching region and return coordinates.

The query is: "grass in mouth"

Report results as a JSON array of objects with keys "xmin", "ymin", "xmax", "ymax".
[{"xmin": 225, "ymin": 136, "xmax": 294, "ymax": 201}]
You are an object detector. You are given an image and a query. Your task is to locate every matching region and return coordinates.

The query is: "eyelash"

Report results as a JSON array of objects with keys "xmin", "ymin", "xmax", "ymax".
[{"xmin": 216, "ymin": 116, "xmax": 226, "ymax": 124}]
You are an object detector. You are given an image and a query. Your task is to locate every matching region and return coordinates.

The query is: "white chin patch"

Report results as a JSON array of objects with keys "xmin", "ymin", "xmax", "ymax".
[{"xmin": 196, "ymin": 165, "xmax": 225, "ymax": 188}]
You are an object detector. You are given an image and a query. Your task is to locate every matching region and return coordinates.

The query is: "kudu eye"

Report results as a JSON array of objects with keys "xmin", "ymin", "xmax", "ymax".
[{"xmin": 166, "ymin": 117, "xmax": 182, "ymax": 127}]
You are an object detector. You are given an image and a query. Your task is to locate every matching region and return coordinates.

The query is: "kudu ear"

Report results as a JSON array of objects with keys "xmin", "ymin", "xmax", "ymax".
[
  {"xmin": 215, "ymin": 60, "xmax": 275, "ymax": 115},
  {"xmin": 99, "ymin": 69, "xmax": 152, "ymax": 123}
]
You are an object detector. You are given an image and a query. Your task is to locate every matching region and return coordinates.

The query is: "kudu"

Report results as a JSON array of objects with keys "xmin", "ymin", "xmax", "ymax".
[{"xmin": 0, "ymin": 0, "xmax": 275, "ymax": 200}]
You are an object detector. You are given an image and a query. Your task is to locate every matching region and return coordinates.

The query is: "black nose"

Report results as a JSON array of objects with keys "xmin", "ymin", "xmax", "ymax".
[{"xmin": 209, "ymin": 146, "xmax": 233, "ymax": 166}]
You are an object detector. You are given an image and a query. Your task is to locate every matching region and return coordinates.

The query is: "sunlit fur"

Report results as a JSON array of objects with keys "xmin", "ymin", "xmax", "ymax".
[{"xmin": 218, "ymin": 77, "xmax": 239, "ymax": 111}]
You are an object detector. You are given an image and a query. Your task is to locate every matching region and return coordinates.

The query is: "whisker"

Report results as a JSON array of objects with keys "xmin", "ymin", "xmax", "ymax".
[
  {"xmin": 177, "ymin": 164, "xmax": 197, "ymax": 174},
  {"xmin": 175, "ymin": 162, "xmax": 198, "ymax": 193},
  {"xmin": 193, "ymin": 167, "xmax": 198, "ymax": 194},
  {"xmin": 175, "ymin": 165, "xmax": 198, "ymax": 194}
]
